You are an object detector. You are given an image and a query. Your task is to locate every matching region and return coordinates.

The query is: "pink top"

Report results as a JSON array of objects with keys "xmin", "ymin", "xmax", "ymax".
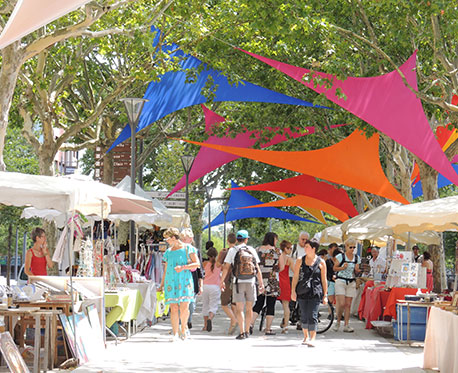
[{"xmin": 203, "ymin": 261, "xmax": 221, "ymax": 285}]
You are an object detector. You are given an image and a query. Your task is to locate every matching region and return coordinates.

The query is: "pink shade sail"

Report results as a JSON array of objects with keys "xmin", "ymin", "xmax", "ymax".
[
  {"xmin": 240, "ymin": 194, "xmax": 350, "ymax": 223},
  {"xmin": 231, "ymin": 174, "xmax": 358, "ymax": 218},
  {"xmin": 178, "ymin": 130, "xmax": 410, "ymax": 204},
  {"xmin": 0, "ymin": 0, "xmax": 91, "ymax": 49},
  {"xmin": 168, "ymin": 104, "xmax": 346, "ymax": 197},
  {"xmin": 237, "ymin": 48, "xmax": 458, "ymax": 187}
]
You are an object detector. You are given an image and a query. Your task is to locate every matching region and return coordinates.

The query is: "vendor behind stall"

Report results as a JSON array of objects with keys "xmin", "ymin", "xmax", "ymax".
[{"xmin": 24, "ymin": 227, "xmax": 54, "ymax": 276}]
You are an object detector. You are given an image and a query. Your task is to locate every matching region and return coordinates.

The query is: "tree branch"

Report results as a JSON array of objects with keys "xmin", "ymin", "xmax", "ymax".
[{"xmin": 18, "ymin": 106, "xmax": 41, "ymax": 152}]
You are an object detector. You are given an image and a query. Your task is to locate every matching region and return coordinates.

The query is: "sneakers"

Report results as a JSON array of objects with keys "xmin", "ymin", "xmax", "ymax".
[
  {"xmin": 170, "ymin": 334, "xmax": 180, "ymax": 342},
  {"xmin": 206, "ymin": 319, "xmax": 212, "ymax": 332},
  {"xmin": 235, "ymin": 333, "xmax": 245, "ymax": 340},
  {"xmin": 332, "ymin": 322, "xmax": 341, "ymax": 332},
  {"xmin": 343, "ymin": 325, "xmax": 354, "ymax": 333}
]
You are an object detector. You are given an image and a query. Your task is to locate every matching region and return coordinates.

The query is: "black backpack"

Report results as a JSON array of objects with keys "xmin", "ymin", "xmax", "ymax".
[{"xmin": 336, "ymin": 253, "xmax": 359, "ymax": 280}]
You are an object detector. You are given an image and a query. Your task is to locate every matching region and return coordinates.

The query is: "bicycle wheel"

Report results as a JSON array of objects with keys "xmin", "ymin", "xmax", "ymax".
[
  {"xmin": 259, "ymin": 306, "xmax": 267, "ymax": 332},
  {"xmin": 316, "ymin": 303, "xmax": 334, "ymax": 334}
]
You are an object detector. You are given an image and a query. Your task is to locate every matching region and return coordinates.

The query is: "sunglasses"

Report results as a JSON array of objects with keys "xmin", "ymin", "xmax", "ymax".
[{"xmin": 348, "ymin": 246, "xmax": 356, "ymax": 249}]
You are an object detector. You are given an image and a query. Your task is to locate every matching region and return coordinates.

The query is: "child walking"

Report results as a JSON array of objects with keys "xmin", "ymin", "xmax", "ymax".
[{"xmin": 202, "ymin": 246, "xmax": 221, "ymax": 331}]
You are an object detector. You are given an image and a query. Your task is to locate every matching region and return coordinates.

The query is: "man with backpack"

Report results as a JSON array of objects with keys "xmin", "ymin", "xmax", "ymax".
[{"xmin": 220, "ymin": 230, "xmax": 264, "ymax": 340}]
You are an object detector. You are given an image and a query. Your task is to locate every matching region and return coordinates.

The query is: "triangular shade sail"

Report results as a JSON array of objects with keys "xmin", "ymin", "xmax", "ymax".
[
  {"xmin": 203, "ymin": 181, "xmax": 318, "ymax": 229},
  {"xmin": 269, "ymin": 191, "xmax": 326, "ymax": 224},
  {"xmin": 108, "ymin": 27, "xmax": 328, "ymax": 152},
  {"xmin": 241, "ymin": 195, "xmax": 350, "ymax": 222},
  {"xmin": 412, "ymin": 164, "xmax": 458, "ymax": 199},
  {"xmin": 0, "ymin": 0, "xmax": 91, "ymax": 49},
  {"xmin": 231, "ymin": 174, "xmax": 358, "ymax": 217},
  {"xmin": 237, "ymin": 48, "xmax": 458, "ymax": 187},
  {"xmin": 179, "ymin": 130, "xmax": 409, "ymax": 204},
  {"xmin": 341, "ymin": 201, "xmax": 439, "ymax": 245},
  {"xmin": 169, "ymin": 105, "xmax": 345, "ymax": 197}
]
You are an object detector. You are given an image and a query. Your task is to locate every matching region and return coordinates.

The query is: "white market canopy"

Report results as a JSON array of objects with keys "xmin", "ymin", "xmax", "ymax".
[
  {"xmin": 0, "ymin": 171, "xmax": 155, "ymax": 216},
  {"xmin": 341, "ymin": 201, "xmax": 440, "ymax": 245},
  {"xmin": 20, "ymin": 175, "xmax": 190, "ymax": 229},
  {"xmin": 0, "ymin": 0, "xmax": 91, "ymax": 49},
  {"xmin": 386, "ymin": 195, "xmax": 458, "ymax": 233},
  {"xmin": 319, "ymin": 224, "xmax": 344, "ymax": 245}
]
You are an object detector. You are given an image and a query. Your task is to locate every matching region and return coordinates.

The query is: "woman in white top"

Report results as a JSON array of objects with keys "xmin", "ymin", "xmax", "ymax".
[{"xmin": 333, "ymin": 239, "xmax": 360, "ymax": 333}]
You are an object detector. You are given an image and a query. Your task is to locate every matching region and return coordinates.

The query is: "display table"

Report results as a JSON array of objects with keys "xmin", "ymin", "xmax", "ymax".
[
  {"xmin": 0, "ymin": 307, "xmax": 62, "ymax": 373},
  {"xmin": 383, "ymin": 287, "xmax": 425, "ymax": 319},
  {"xmin": 105, "ymin": 289, "xmax": 143, "ymax": 328},
  {"xmin": 115, "ymin": 282, "xmax": 156, "ymax": 326},
  {"xmin": 423, "ymin": 306, "xmax": 458, "ymax": 372}
]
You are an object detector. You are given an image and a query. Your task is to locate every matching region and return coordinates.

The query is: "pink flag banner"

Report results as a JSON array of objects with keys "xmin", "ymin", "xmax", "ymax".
[
  {"xmin": 168, "ymin": 105, "xmax": 346, "ymax": 197},
  {"xmin": 237, "ymin": 48, "xmax": 458, "ymax": 186}
]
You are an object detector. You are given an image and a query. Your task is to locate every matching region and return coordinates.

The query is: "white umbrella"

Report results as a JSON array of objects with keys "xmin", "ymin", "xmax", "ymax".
[
  {"xmin": 386, "ymin": 195, "xmax": 458, "ymax": 233},
  {"xmin": 0, "ymin": 172, "xmax": 155, "ymax": 216},
  {"xmin": 341, "ymin": 201, "xmax": 439, "ymax": 245},
  {"xmin": 320, "ymin": 224, "xmax": 344, "ymax": 244}
]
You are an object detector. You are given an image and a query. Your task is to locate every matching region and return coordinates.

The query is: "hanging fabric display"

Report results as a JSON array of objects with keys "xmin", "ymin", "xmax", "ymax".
[{"xmin": 77, "ymin": 238, "xmax": 95, "ymax": 277}]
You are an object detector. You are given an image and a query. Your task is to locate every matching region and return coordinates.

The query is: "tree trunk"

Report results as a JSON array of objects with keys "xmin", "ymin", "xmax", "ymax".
[
  {"xmin": 0, "ymin": 42, "xmax": 24, "ymax": 171},
  {"xmin": 418, "ymin": 159, "xmax": 446, "ymax": 290},
  {"xmin": 103, "ymin": 150, "xmax": 114, "ymax": 185}
]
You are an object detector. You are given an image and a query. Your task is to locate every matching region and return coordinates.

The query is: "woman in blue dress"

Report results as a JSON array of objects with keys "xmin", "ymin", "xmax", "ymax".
[{"xmin": 158, "ymin": 228, "xmax": 200, "ymax": 341}]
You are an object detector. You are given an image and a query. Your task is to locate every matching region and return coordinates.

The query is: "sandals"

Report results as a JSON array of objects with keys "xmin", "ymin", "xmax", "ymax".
[{"xmin": 265, "ymin": 329, "xmax": 276, "ymax": 335}]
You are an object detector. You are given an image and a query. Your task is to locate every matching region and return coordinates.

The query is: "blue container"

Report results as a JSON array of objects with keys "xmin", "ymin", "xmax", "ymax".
[
  {"xmin": 392, "ymin": 321, "xmax": 426, "ymax": 341},
  {"xmin": 392, "ymin": 304, "xmax": 428, "ymax": 341},
  {"xmin": 396, "ymin": 304, "xmax": 428, "ymax": 324}
]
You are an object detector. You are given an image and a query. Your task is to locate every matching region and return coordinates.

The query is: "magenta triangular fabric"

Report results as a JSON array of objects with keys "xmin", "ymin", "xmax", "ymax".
[
  {"xmin": 231, "ymin": 174, "xmax": 358, "ymax": 217},
  {"xmin": 237, "ymin": 48, "xmax": 458, "ymax": 186},
  {"xmin": 168, "ymin": 105, "xmax": 346, "ymax": 196}
]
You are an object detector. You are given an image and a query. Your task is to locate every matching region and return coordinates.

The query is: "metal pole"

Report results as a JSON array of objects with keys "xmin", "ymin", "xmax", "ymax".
[
  {"xmin": 130, "ymin": 121, "xmax": 136, "ymax": 265},
  {"xmin": 14, "ymin": 227, "xmax": 19, "ymax": 280},
  {"xmin": 185, "ymin": 173, "xmax": 189, "ymax": 213},
  {"xmin": 208, "ymin": 199, "xmax": 211, "ymax": 242},
  {"xmin": 223, "ymin": 212, "xmax": 227, "ymax": 248},
  {"xmin": 22, "ymin": 232, "xmax": 27, "ymax": 269}
]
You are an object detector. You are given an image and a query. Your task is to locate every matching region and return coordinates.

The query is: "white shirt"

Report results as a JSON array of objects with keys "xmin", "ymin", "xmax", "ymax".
[
  {"xmin": 224, "ymin": 244, "xmax": 260, "ymax": 284},
  {"xmin": 369, "ymin": 256, "xmax": 386, "ymax": 276},
  {"xmin": 289, "ymin": 243, "xmax": 306, "ymax": 277}
]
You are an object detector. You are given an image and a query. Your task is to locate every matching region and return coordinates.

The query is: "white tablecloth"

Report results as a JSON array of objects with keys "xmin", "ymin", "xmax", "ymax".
[
  {"xmin": 115, "ymin": 282, "xmax": 156, "ymax": 326},
  {"xmin": 423, "ymin": 306, "xmax": 458, "ymax": 372}
]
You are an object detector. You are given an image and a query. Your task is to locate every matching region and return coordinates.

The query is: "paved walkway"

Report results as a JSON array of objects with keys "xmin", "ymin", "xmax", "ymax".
[{"xmin": 73, "ymin": 300, "xmax": 426, "ymax": 373}]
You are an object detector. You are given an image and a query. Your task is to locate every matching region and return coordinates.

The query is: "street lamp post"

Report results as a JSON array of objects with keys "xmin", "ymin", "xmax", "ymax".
[
  {"xmin": 222, "ymin": 204, "xmax": 229, "ymax": 247},
  {"xmin": 120, "ymin": 97, "xmax": 148, "ymax": 265},
  {"xmin": 181, "ymin": 155, "xmax": 195, "ymax": 214},
  {"xmin": 205, "ymin": 186, "xmax": 214, "ymax": 242}
]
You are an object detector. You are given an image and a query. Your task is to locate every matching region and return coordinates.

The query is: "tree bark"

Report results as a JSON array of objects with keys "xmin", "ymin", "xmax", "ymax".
[{"xmin": 0, "ymin": 42, "xmax": 23, "ymax": 171}]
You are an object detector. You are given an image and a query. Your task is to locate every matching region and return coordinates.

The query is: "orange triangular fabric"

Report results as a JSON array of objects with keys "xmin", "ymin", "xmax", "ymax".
[
  {"xmin": 241, "ymin": 195, "xmax": 350, "ymax": 222},
  {"xmin": 269, "ymin": 191, "xmax": 327, "ymax": 224},
  {"xmin": 178, "ymin": 130, "xmax": 409, "ymax": 204}
]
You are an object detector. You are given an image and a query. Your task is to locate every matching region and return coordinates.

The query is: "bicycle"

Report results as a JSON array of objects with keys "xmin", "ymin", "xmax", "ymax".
[{"xmin": 290, "ymin": 301, "xmax": 334, "ymax": 334}]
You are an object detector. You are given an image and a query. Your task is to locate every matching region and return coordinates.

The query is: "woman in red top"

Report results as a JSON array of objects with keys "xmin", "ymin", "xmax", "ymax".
[
  {"xmin": 24, "ymin": 227, "xmax": 54, "ymax": 277},
  {"xmin": 278, "ymin": 240, "xmax": 294, "ymax": 333}
]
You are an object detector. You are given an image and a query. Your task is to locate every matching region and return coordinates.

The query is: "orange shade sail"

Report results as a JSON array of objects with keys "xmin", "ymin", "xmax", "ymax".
[
  {"xmin": 177, "ymin": 130, "xmax": 409, "ymax": 204},
  {"xmin": 241, "ymin": 195, "xmax": 350, "ymax": 222},
  {"xmin": 269, "ymin": 191, "xmax": 327, "ymax": 224}
]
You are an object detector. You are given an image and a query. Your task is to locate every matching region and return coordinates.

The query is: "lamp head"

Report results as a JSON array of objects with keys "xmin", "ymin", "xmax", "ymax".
[
  {"xmin": 181, "ymin": 155, "xmax": 195, "ymax": 173},
  {"xmin": 120, "ymin": 98, "xmax": 148, "ymax": 126}
]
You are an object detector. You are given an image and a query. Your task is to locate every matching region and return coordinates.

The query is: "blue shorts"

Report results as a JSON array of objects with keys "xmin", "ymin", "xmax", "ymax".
[{"xmin": 327, "ymin": 280, "xmax": 335, "ymax": 296}]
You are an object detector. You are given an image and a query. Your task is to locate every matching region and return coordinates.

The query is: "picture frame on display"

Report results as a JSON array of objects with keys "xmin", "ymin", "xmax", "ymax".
[{"xmin": 452, "ymin": 292, "xmax": 458, "ymax": 307}]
